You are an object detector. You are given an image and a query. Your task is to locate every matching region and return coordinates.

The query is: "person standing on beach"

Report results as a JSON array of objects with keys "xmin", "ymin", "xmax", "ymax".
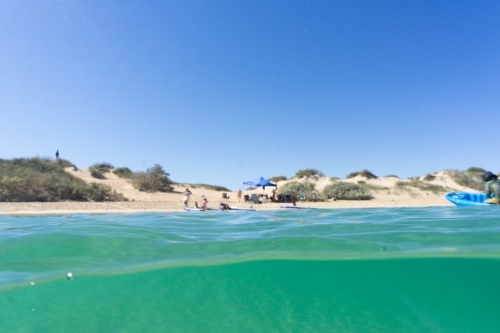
[
  {"xmin": 55, "ymin": 150, "xmax": 59, "ymax": 160},
  {"xmin": 182, "ymin": 188, "xmax": 192, "ymax": 207},
  {"xmin": 237, "ymin": 188, "xmax": 242, "ymax": 202}
]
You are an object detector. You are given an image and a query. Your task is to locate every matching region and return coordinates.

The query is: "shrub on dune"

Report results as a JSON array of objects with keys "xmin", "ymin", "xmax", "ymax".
[
  {"xmin": 277, "ymin": 181, "xmax": 326, "ymax": 201},
  {"xmin": 447, "ymin": 170, "xmax": 483, "ymax": 191},
  {"xmin": 113, "ymin": 167, "xmax": 133, "ymax": 178},
  {"xmin": 89, "ymin": 163, "xmax": 114, "ymax": 179},
  {"xmin": 346, "ymin": 170, "xmax": 378, "ymax": 179},
  {"xmin": 131, "ymin": 164, "xmax": 174, "ymax": 192},
  {"xmin": 294, "ymin": 169, "xmax": 325, "ymax": 179},
  {"xmin": 269, "ymin": 176, "xmax": 287, "ymax": 182},
  {"xmin": 322, "ymin": 182, "xmax": 372, "ymax": 200},
  {"xmin": 466, "ymin": 167, "xmax": 485, "ymax": 173}
]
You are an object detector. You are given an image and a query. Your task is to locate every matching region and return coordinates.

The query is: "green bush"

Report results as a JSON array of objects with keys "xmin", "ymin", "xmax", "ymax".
[
  {"xmin": 131, "ymin": 164, "xmax": 174, "ymax": 192},
  {"xmin": 357, "ymin": 181, "xmax": 388, "ymax": 191},
  {"xmin": 269, "ymin": 176, "xmax": 287, "ymax": 183},
  {"xmin": 385, "ymin": 174, "xmax": 400, "ymax": 178},
  {"xmin": 0, "ymin": 157, "xmax": 126, "ymax": 202},
  {"xmin": 322, "ymin": 182, "xmax": 372, "ymax": 200},
  {"xmin": 89, "ymin": 163, "xmax": 114, "ymax": 179},
  {"xmin": 113, "ymin": 167, "xmax": 133, "ymax": 178},
  {"xmin": 87, "ymin": 183, "xmax": 125, "ymax": 202},
  {"xmin": 294, "ymin": 169, "xmax": 325, "ymax": 179},
  {"xmin": 466, "ymin": 167, "xmax": 485, "ymax": 173},
  {"xmin": 346, "ymin": 170, "xmax": 378, "ymax": 179},
  {"xmin": 277, "ymin": 181, "xmax": 325, "ymax": 201}
]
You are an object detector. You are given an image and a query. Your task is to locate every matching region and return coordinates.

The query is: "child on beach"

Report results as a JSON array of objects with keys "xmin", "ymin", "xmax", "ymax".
[{"xmin": 195, "ymin": 195, "xmax": 209, "ymax": 210}]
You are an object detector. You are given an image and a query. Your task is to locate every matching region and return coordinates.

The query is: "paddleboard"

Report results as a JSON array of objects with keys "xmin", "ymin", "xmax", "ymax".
[
  {"xmin": 183, "ymin": 207, "xmax": 217, "ymax": 211},
  {"xmin": 280, "ymin": 206, "xmax": 317, "ymax": 209}
]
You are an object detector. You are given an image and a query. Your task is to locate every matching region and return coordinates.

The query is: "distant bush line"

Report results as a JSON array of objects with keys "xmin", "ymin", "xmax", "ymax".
[
  {"xmin": 179, "ymin": 183, "xmax": 231, "ymax": 192},
  {"xmin": 346, "ymin": 170, "xmax": 378, "ymax": 179},
  {"xmin": 0, "ymin": 158, "xmax": 126, "ymax": 202},
  {"xmin": 294, "ymin": 169, "xmax": 324, "ymax": 179},
  {"xmin": 268, "ymin": 176, "xmax": 287, "ymax": 183}
]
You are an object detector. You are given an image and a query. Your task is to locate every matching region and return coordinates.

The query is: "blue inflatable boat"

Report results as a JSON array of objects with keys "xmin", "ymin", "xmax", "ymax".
[{"xmin": 445, "ymin": 192, "xmax": 488, "ymax": 206}]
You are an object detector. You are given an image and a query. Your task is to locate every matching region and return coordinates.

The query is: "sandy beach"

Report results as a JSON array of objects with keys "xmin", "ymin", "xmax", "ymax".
[{"xmin": 0, "ymin": 168, "xmax": 476, "ymax": 215}]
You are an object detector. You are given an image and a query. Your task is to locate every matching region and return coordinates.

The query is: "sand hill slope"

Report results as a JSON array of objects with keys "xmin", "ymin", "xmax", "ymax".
[{"xmin": 0, "ymin": 168, "xmax": 481, "ymax": 214}]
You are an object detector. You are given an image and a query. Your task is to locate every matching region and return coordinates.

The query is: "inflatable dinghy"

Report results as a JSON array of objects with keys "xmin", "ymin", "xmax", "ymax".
[{"xmin": 445, "ymin": 192, "xmax": 488, "ymax": 206}]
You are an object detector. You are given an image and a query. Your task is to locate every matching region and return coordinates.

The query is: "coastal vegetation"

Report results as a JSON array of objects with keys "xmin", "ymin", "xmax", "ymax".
[
  {"xmin": 0, "ymin": 157, "xmax": 125, "ymax": 202},
  {"xmin": 396, "ymin": 180, "xmax": 448, "ymax": 194},
  {"xmin": 130, "ymin": 164, "xmax": 174, "ymax": 192},
  {"xmin": 357, "ymin": 181, "xmax": 389, "ymax": 191},
  {"xmin": 346, "ymin": 170, "xmax": 378, "ymax": 179},
  {"xmin": 113, "ymin": 167, "xmax": 133, "ymax": 178},
  {"xmin": 466, "ymin": 167, "xmax": 485, "ymax": 173},
  {"xmin": 385, "ymin": 174, "xmax": 400, "ymax": 178},
  {"xmin": 277, "ymin": 181, "xmax": 325, "ymax": 201},
  {"xmin": 268, "ymin": 176, "xmax": 287, "ymax": 182},
  {"xmin": 179, "ymin": 183, "xmax": 231, "ymax": 192},
  {"xmin": 89, "ymin": 163, "xmax": 114, "ymax": 179},
  {"xmin": 447, "ymin": 169, "xmax": 483, "ymax": 191},
  {"xmin": 322, "ymin": 182, "xmax": 372, "ymax": 200},
  {"xmin": 294, "ymin": 169, "xmax": 324, "ymax": 179}
]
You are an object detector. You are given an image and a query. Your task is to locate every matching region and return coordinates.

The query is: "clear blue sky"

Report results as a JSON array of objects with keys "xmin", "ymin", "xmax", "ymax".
[{"xmin": 1, "ymin": 0, "xmax": 499, "ymax": 190}]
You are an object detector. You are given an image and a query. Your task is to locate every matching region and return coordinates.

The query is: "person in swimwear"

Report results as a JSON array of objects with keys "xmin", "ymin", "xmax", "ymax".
[
  {"xmin": 195, "ymin": 195, "xmax": 209, "ymax": 210},
  {"xmin": 182, "ymin": 188, "xmax": 192, "ymax": 207},
  {"xmin": 219, "ymin": 203, "xmax": 231, "ymax": 210}
]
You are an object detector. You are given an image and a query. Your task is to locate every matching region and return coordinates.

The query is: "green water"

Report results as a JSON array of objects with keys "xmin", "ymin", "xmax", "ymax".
[{"xmin": 1, "ymin": 208, "xmax": 500, "ymax": 332}]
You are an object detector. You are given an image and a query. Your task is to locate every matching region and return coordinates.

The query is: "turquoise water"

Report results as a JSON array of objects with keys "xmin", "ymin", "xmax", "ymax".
[{"xmin": 1, "ymin": 207, "xmax": 500, "ymax": 332}]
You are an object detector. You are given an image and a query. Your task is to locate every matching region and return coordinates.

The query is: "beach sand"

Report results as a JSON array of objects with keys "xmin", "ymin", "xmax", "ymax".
[{"xmin": 0, "ymin": 169, "xmax": 476, "ymax": 215}]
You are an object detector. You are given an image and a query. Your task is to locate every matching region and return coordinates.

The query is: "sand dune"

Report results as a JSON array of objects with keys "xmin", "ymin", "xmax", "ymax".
[{"xmin": 0, "ymin": 168, "xmax": 481, "ymax": 215}]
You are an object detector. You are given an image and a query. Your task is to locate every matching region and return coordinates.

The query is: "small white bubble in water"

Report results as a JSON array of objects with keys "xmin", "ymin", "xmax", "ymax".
[
  {"xmin": 30, "ymin": 282, "xmax": 34, "ymax": 286},
  {"xmin": 67, "ymin": 272, "xmax": 73, "ymax": 279},
  {"xmin": 32, "ymin": 309, "xmax": 34, "ymax": 311}
]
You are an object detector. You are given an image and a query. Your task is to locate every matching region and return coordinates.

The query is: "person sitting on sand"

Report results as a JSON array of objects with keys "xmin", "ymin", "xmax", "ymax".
[
  {"xmin": 483, "ymin": 171, "xmax": 500, "ymax": 204},
  {"xmin": 219, "ymin": 203, "xmax": 231, "ymax": 210},
  {"xmin": 182, "ymin": 188, "xmax": 192, "ymax": 207},
  {"xmin": 194, "ymin": 195, "xmax": 209, "ymax": 210}
]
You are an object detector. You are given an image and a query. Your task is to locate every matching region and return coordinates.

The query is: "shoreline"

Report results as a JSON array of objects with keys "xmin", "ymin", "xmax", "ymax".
[{"xmin": 0, "ymin": 200, "xmax": 453, "ymax": 216}]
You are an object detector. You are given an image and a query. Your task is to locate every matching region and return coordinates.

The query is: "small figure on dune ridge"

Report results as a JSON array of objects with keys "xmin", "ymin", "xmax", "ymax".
[{"xmin": 55, "ymin": 150, "xmax": 59, "ymax": 160}]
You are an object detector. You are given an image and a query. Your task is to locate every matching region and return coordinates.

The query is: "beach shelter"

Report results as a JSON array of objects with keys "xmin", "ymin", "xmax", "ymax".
[{"xmin": 243, "ymin": 177, "xmax": 277, "ymax": 188}]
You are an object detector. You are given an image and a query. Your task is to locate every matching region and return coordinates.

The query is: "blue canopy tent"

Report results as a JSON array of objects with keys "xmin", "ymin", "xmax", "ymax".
[{"xmin": 243, "ymin": 177, "xmax": 277, "ymax": 188}]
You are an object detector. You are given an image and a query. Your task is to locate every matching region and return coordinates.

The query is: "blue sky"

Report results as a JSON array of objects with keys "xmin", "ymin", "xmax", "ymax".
[{"xmin": 1, "ymin": 0, "xmax": 499, "ymax": 189}]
